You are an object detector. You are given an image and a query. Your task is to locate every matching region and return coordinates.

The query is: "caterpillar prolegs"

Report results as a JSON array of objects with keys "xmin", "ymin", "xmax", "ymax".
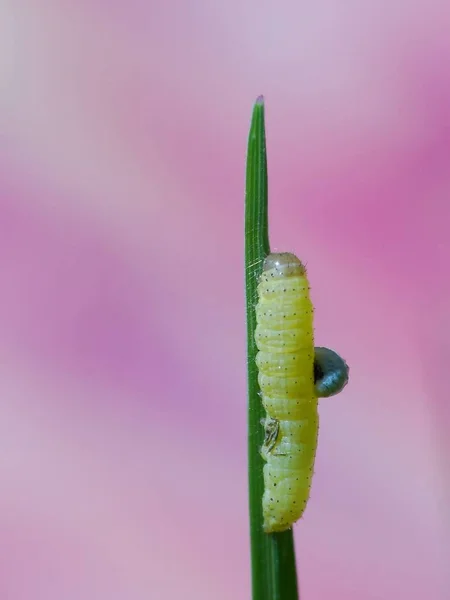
[{"xmin": 255, "ymin": 252, "xmax": 349, "ymax": 533}]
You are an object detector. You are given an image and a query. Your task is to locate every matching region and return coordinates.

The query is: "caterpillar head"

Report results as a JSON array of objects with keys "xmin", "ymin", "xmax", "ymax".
[
  {"xmin": 314, "ymin": 347, "xmax": 349, "ymax": 398},
  {"xmin": 263, "ymin": 252, "xmax": 306, "ymax": 278}
]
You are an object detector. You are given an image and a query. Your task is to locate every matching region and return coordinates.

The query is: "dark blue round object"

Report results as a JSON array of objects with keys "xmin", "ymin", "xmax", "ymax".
[{"xmin": 314, "ymin": 347, "xmax": 349, "ymax": 398}]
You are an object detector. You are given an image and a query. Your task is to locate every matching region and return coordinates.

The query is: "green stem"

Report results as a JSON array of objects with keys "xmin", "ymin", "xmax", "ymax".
[{"xmin": 245, "ymin": 97, "xmax": 299, "ymax": 600}]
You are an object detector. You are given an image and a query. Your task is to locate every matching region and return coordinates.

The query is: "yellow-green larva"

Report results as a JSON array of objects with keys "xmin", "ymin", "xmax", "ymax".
[
  {"xmin": 255, "ymin": 252, "xmax": 317, "ymax": 533},
  {"xmin": 255, "ymin": 252, "xmax": 349, "ymax": 533}
]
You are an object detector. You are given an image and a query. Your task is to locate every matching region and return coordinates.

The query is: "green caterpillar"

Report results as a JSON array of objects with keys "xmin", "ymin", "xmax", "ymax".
[{"xmin": 255, "ymin": 252, "xmax": 348, "ymax": 533}]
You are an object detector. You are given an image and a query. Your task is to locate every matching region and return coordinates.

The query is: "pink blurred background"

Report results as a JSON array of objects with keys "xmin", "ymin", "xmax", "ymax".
[{"xmin": 1, "ymin": 1, "xmax": 449, "ymax": 599}]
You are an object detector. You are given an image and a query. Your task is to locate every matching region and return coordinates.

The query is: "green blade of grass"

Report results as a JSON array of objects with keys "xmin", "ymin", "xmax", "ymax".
[{"xmin": 245, "ymin": 96, "xmax": 299, "ymax": 600}]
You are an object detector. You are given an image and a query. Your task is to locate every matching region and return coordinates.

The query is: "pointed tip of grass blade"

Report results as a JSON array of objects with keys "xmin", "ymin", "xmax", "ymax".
[{"xmin": 245, "ymin": 96, "xmax": 269, "ymax": 261}]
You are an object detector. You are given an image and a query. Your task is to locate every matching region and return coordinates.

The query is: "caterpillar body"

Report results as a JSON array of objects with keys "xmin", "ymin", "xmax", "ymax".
[{"xmin": 255, "ymin": 252, "xmax": 348, "ymax": 533}]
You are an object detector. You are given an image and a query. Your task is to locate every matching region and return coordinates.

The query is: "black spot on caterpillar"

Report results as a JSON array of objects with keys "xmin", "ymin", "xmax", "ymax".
[{"xmin": 255, "ymin": 252, "xmax": 349, "ymax": 533}]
